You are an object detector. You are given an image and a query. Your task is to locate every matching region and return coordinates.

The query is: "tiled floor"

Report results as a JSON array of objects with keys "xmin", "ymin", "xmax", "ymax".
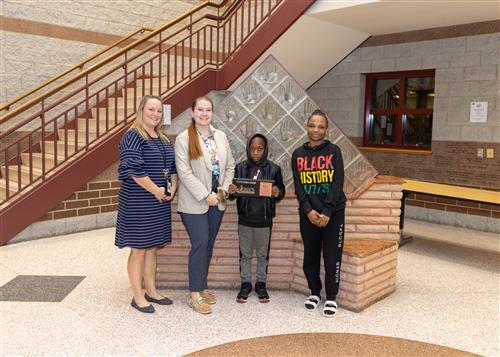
[{"xmin": 0, "ymin": 219, "xmax": 499, "ymax": 357}]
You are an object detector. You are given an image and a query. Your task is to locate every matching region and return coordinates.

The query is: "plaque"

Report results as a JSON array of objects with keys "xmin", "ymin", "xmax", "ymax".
[{"xmin": 232, "ymin": 178, "xmax": 274, "ymax": 197}]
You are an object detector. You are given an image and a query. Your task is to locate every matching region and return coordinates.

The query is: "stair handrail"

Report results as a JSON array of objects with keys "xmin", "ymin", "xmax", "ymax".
[
  {"xmin": 0, "ymin": 0, "xmax": 233, "ymax": 125},
  {"xmin": 0, "ymin": 27, "xmax": 153, "ymax": 113},
  {"xmin": 0, "ymin": 0, "xmax": 288, "ymax": 206}
]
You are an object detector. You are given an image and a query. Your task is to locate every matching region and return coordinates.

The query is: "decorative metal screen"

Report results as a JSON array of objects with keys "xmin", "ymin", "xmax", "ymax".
[{"xmin": 214, "ymin": 56, "xmax": 378, "ymax": 194}]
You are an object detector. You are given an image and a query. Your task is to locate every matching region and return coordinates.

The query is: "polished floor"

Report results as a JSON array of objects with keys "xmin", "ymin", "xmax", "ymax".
[{"xmin": 0, "ymin": 219, "xmax": 499, "ymax": 357}]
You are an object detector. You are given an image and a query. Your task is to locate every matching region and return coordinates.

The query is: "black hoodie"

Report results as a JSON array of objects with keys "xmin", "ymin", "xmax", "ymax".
[
  {"xmin": 291, "ymin": 140, "xmax": 346, "ymax": 217},
  {"xmin": 229, "ymin": 134, "xmax": 286, "ymax": 227}
]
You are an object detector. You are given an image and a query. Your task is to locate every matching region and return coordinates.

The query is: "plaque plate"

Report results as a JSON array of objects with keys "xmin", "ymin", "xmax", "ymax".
[{"xmin": 232, "ymin": 178, "xmax": 275, "ymax": 197}]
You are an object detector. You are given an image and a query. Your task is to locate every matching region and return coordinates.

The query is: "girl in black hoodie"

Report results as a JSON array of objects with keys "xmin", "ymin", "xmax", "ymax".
[{"xmin": 291, "ymin": 109, "xmax": 346, "ymax": 317}]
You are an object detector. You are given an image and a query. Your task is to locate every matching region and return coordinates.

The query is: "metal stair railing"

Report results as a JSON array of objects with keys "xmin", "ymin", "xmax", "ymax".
[{"xmin": 0, "ymin": 0, "xmax": 284, "ymax": 205}]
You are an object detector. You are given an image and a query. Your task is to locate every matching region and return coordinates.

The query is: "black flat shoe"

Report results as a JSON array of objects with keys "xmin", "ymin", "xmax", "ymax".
[
  {"xmin": 131, "ymin": 298, "xmax": 155, "ymax": 313},
  {"xmin": 145, "ymin": 293, "xmax": 173, "ymax": 305}
]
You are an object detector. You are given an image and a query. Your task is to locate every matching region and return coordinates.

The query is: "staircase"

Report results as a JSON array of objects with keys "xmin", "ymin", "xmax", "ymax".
[{"xmin": 0, "ymin": 0, "xmax": 316, "ymax": 244}]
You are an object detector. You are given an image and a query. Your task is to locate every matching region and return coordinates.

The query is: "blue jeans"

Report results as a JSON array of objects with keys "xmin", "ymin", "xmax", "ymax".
[{"xmin": 180, "ymin": 206, "xmax": 224, "ymax": 292}]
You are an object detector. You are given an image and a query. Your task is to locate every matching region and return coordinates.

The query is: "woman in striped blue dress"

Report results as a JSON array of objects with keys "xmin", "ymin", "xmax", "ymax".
[{"xmin": 115, "ymin": 95, "xmax": 177, "ymax": 313}]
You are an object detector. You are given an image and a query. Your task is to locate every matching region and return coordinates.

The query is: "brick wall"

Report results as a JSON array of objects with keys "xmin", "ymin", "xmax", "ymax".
[
  {"xmin": 156, "ymin": 176, "xmax": 403, "ymax": 291},
  {"xmin": 406, "ymin": 192, "xmax": 500, "ymax": 219},
  {"xmin": 38, "ymin": 180, "xmax": 120, "ymax": 222}
]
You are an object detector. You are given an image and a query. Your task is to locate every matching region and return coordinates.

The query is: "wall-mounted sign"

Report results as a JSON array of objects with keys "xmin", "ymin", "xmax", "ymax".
[
  {"xmin": 163, "ymin": 104, "xmax": 171, "ymax": 125},
  {"xmin": 470, "ymin": 101, "xmax": 488, "ymax": 123}
]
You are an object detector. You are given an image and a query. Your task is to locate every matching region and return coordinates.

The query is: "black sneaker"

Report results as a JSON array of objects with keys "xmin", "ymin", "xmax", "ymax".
[
  {"xmin": 255, "ymin": 281, "xmax": 270, "ymax": 303},
  {"xmin": 236, "ymin": 282, "xmax": 252, "ymax": 303}
]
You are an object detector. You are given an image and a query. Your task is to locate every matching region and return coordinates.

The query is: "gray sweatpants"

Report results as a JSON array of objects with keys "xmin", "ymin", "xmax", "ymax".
[{"xmin": 238, "ymin": 224, "xmax": 272, "ymax": 283}]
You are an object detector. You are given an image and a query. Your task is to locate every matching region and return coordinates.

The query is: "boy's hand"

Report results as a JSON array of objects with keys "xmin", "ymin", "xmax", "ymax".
[
  {"xmin": 228, "ymin": 183, "xmax": 237, "ymax": 195},
  {"xmin": 271, "ymin": 186, "xmax": 280, "ymax": 198}
]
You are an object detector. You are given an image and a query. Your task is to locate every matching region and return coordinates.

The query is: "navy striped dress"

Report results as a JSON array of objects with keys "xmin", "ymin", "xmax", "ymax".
[{"xmin": 115, "ymin": 129, "xmax": 176, "ymax": 248}]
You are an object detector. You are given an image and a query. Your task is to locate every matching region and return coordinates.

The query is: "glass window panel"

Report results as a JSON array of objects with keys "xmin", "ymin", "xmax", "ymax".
[
  {"xmin": 371, "ymin": 79, "xmax": 400, "ymax": 109},
  {"xmin": 403, "ymin": 114, "xmax": 432, "ymax": 147},
  {"xmin": 368, "ymin": 114, "xmax": 397, "ymax": 145},
  {"xmin": 405, "ymin": 77, "xmax": 434, "ymax": 109}
]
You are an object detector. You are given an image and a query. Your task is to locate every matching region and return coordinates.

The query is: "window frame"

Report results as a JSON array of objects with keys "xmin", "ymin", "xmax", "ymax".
[{"xmin": 363, "ymin": 69, "xmax": 435, "ymax": 150}]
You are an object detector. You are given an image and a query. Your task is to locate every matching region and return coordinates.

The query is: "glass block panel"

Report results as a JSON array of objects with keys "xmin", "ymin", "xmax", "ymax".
[
  {"xmin": 252, "ymin": 56, "xmax": 287, "ymax": 91},
  {"xmin": 275, "ymin": 153, "xmax": 293, "ymax": 187},
  {"xmin": 211, "ymin": 55, "xmax": 377, "ymax": 195},
  {"xmin": 269, "ymin": 115, "xmax": 305, "ymax": 150},
  {"xmin": 368, "ymin": 114, "xmax": 397, "ymax": 145},
  {"xmin": 226, "ymin": 132, "xmax": 246, "ymax": 163},
  {"xmin": 291, "ymin": 97, "xmax": 316, "ymax": 124},
  {"xmin": 403, "ymin": 114, "xmax": 432, "ymax": 147},
  {"xmin": 343, "ymin": 178, "xmax": 356, "ymax": 195},
  {"xmin": 211, "ymin": 114, "xmax": 229, "ymax": 131},
  {"xmin": 233, "ymin": 79, "xmax": 266, "ymax": 111},
  {"xmin": 272, "ymin": 76, "xmax": 307, "ymax": 111},
  {"xmin": 233, "ymin": 114, "xmax": 267, "ymax": 144},
  {"xmin": 336, "ymin": 137, "xmax": 359, "ymax": 167},
  {"xmin": 267, "ymin": 134, "xmax": 286, "ymax": 161},
  {"xmin": 405, "ymin": 77, "xmax": 434, "ymax": 109},
  {"xmin": 327, "ymin": 123, "xmax": 343, "ymax": 144},
  {"xmin": 345, "ymin": 157, "xmax": 378, "ymax": 188},
  {"xmin": 371, "ymin": 78, "xmax": 400, "ymax": 109},
  {"xmin": 214, "ymin": 96, "xmax": 248, "ymax": 130},
  {"xmin": 252, "ymin": 95, "xmax": 286, "ymax": 130}
]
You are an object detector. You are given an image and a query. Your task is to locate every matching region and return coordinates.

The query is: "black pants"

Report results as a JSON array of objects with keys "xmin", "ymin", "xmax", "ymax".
[{"xmin": 300, "ymin": 208, "xmax": 345, "ymax": 300}]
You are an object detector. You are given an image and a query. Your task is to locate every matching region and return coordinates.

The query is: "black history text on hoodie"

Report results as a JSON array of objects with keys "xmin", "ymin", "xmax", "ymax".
[{"xmin": 291, "ymin": 140, "xmax": 346, "ymax": 217}]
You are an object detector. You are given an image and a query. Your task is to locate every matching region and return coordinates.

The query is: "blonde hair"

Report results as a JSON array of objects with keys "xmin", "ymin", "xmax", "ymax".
[
  {"xmin": 129, "ymin": 95, "xmax": 170, "ymax": 142},
  {"xmin": 188, "ymin": 96, "xmax": 214, "ymax": 160}
]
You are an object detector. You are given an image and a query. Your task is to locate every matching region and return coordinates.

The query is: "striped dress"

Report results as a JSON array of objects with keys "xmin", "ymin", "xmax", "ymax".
[{"xmin": 115, "ymin": 129, "xmax": 176, "ymax": 248}]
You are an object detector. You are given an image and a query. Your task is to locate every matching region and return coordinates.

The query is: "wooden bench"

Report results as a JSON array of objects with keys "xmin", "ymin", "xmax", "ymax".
[
  {"xmin": 400, "ymin": 179, "xmax": 500, "ymax": 243},
  {"xmin": 402, "ymin": 179, "xmax": 500, "ymax": 205}
]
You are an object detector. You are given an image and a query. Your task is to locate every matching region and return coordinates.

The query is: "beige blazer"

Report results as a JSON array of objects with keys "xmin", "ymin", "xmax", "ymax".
[{"xmin": 175, "ymin": 128, "xmax": 235, "ymax": 214}]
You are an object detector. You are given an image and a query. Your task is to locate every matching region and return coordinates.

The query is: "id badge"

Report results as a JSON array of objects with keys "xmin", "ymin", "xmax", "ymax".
[
  {"xmin": 164, "ymin": 169, "xmax": 171, "ymax": 196},
  {"xmin": 212, "ymin": 163, "xmax": 220, "ymax": 176},
  {"xmin": 165, "ymin": 176, "xmax": 172, "ymax": 196}
]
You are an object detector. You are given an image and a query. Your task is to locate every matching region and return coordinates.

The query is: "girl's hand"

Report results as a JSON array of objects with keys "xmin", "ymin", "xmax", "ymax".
[
  {"xmin": 318, "ymin": 214, "xmax": 330, "ymax": 227},
  {"xmin": 307, "ymin": 209, "xmax": 322, "ymax": 226}
]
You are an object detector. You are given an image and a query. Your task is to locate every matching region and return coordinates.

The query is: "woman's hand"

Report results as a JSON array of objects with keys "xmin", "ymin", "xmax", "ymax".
[
  {"xmin": 307, "ymin": 209, "xmax": 322, "ymax": 226},
  {"xmin": 165, "ymin": 187, "xmax": 177, "ymax": 201},
  {"xmin": 205, "ymin": 193, "xmax": 220, "ymax": 206},
  {"xmin": 154, "ymin": 187, "xmax": 168, "ymax": 203}
]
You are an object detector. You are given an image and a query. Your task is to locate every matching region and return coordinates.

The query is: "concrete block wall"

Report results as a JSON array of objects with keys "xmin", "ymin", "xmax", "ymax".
[
  {"xmin": 307, "ymin": 25, "xmax": 500, "ymax": 231},
  {"xmin": 1, "ymin": 0, "xmax": 199, "ymax": 103}
]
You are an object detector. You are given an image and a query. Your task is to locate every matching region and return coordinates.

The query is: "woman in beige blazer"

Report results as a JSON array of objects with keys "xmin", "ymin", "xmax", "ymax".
[{"xmin": 175, "ymin": 96, "xmax": 235, "ymax": 314}]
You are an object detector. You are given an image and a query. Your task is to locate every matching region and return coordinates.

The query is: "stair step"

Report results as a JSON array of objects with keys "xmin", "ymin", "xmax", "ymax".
[
  {"xmin": 78, "ymin": 116, "xmax": 126, "ymax": 131},
  {"xmin": 89, "ymin": 108, "xmax": 129, "ymax": 124},
  {"xmin": 0, "ymin": 177, "xmax": 26, "ymax": 190},
  {"xmin": 58, "ymin": 129, "xmax": 98, "ymax": 142},
  {"xmin": 107, "ymin": 96, "xmax": 141, "ymax": 109},
  {"xmin": 1, "ymin": 165, "xmax": 42, "ymax": 184},
  {"xmin": 43, "ymin": 140, "xmax": 85, "ymax": 156},
  {"xmin": 21, "ymin": 152, "xmax": 65, "ymax": 170}
]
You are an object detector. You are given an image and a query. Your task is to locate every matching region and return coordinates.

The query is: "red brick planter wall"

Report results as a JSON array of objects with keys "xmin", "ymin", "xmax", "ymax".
[{"xmin": 156, "ymin": 176, "xmax": 403, "ymax": 310}]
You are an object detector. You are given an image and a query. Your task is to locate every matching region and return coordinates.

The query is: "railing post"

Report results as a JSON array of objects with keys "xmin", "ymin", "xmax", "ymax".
[
  {"xmin": 124, "ymin": 52, "xmax": 128, "ymax": 121},
  {"xmin": 41, "ymin": 100, "xmax": 45, "ymax": 180},
  {"xmin": 189, "ymin": 14, "xmax": 193, "ymax": 80}
]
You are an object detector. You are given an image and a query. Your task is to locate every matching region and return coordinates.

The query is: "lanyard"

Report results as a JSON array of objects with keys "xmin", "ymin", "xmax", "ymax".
[{"xmin": 146, "ymin": 132, "xmax": 169, "ymax": 178}]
